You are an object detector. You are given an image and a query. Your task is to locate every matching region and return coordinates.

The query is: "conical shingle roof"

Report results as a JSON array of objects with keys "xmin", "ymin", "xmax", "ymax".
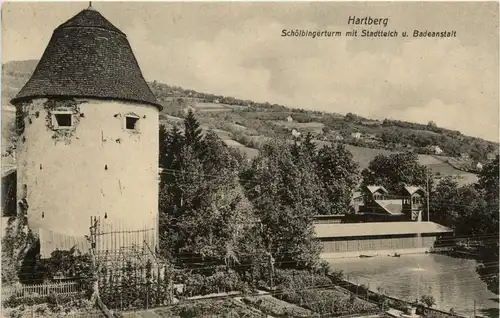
[{"xmin": 11, "ymin": 7, "xmax": 161, "ymax": 109}]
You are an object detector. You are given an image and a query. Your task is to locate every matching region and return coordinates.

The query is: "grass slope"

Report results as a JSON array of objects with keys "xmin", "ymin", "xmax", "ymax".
[{"xmin": 0, "ymin": 60, "xmax": 485, "ymax": 186}]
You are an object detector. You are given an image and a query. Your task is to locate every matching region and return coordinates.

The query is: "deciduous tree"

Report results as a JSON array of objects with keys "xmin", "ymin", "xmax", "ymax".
[
  {"xmin": 362, "ymin": 152, "xmax": 428, "ymax": 193},
  {"xmin": 315, "ymin": 144, "xmax": 359, "ymax": 215},
  {"xmin": 242, "ymin": 139, "xmax": 322, "ymax": 269},
  {"xmin": 159, "ymin": 114, "xmax": 257, "ymax": 267},
  {"xmin": 475, "ymin": 156, "xmax": 499, "ymax": 294}
]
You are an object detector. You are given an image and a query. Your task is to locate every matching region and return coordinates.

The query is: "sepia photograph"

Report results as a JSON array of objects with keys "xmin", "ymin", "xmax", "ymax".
[{"xmin": 0, "ymin": 1, "xmax": 499, "ymax": 317}]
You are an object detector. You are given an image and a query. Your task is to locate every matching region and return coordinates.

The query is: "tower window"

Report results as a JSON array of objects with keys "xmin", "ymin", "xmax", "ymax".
[
  {"xmin": 52, "ymin": 112, "xmax": 73, "ymax": 129},
  {"xmin": 125, "ymin": 115, "xmax": 139, "ymax": 131}
]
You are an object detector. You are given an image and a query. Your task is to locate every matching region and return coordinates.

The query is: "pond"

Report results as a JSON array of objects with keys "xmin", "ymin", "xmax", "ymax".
[{"xmin": 327, "ymin": 254, "xmax": 499, "ymax": 318}]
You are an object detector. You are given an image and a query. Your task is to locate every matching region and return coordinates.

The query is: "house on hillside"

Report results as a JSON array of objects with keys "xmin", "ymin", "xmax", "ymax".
[
  {"xmin": 428, "ymin": 145, "xmax": 444, "ymax": 155},
  {"xmin": 287, "ymin": 115, "xmax": 293, "ymax": 122},
  {"xmin": 351, "ymin": 132, "xmax": 361, "ymax": 139},
  {"xmin": 291, "ymin": 129, "xmax": 301, "ymax": 137},
  {"xmin": 333, "ymin": 133, "xmax": 344, "ymax": 141},
  {"xmin": 486, "ymin": 152, "xmax": 497, "ymax": 161},
  {"xmin": 474, "ymin": 162, "xmax": 483, "ymax": 171}
]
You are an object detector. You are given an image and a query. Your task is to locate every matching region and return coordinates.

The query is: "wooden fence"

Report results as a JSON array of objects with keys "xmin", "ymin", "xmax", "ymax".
[
  {"xmin": 2, "ymin": 281, "xmax": 83, "ymax": 300},
  {"xmin": 94, "ymin": 216, "xmax": 157, "ymax": 256},
  {"xmin": 39, "ymin": 216, "xmax": 158, "ymax": 259}
]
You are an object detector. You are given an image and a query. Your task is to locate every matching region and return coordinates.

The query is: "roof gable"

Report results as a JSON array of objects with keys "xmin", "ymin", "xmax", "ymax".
[
  {"xmin": 402, "ymin": 186, "xmax": 425, "ymax": 196},
  {"xmin": 365, "ymin": 186, "xmax": 388, "ymax": 194}
]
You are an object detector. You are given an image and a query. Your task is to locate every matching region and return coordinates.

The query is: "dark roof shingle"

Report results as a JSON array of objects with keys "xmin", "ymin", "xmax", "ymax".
[{"xmin": 11, "ymin": 8, "xmax": 161, "ymax": 109}]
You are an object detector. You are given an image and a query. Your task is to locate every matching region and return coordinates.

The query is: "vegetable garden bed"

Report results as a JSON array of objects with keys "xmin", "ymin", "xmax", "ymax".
[
  {"xmin": 278, "ymin": 286, "xmax": 378, "ymax": 316},
  {"xmin": 152, "ymin": 298, "xmax": 265, "ymax": 318},
  {"xmin": 243, "ymin": 294, "xmax": 316, "ymax": 317}
]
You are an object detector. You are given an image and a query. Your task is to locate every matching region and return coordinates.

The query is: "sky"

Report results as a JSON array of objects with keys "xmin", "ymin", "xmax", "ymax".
[{"xmin": 2, "ymin": 1, "xmax": 499, "ymax": 142}]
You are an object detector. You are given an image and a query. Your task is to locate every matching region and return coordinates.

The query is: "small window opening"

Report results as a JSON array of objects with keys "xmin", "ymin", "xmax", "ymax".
[
  {"xmin": 125, "ymin": 116, "xmax": 139, "ymax": 130},
  {"xmin": 54, "ymin": 113, "xmax": 72, "ymax": 128}
]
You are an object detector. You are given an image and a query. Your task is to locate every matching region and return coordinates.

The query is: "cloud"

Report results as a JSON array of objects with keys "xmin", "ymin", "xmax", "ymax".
[
  {"xmin": 127, "ymin": 16, "xmax": 498, "ymax": 140},
  {"xmin": 4, "ymin": 2, "xmax": 498, "ymax": 141}
]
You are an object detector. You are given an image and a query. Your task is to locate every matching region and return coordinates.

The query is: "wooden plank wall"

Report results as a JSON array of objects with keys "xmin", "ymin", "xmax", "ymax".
[{"xmin": 321, "ymin": 236, "xmax": 437, "ymax": 253}]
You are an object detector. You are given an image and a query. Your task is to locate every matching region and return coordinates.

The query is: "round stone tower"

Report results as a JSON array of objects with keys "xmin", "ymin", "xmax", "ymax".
[{"xmin": 10, "ymin": 5, "xmax": 161, "ymax": 255}]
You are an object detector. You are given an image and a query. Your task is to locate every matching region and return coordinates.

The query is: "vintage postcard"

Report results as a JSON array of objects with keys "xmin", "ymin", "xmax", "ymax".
[{"xmin": 1, "ymin": 1, "xmax": 498, "ymax": 317}]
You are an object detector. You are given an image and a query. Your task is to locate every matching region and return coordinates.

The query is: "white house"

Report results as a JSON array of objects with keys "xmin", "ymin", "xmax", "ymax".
[
  {"xmin": 429, "ymin": 145, "xmax": 444, "ymax": 155},
  {"xmin": 292, "ymin": 129, "xmax": 301, "ymax": 137},
  {"xmin": 351, "ymin": 132, "xmax": 361, "ymax": 139},
  {"xmin": 287, "ymin": 115, "xmax": 293, "ymax": 122}
]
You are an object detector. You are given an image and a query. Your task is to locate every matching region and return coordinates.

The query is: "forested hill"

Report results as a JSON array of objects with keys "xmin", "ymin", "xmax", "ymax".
[{"xmin": 2, "ymin": 60, "xmax": 498, "ymax": 171}]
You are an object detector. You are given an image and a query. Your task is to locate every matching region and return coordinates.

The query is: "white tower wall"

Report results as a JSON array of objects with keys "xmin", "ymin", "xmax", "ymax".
[{"xmin": 16, "ymin": 98, "xmax": 159, "ymax": 250}]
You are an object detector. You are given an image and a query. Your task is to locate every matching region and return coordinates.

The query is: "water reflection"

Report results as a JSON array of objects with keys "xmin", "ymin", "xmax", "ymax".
[{"xmin": 328, "ymin": 254, "xmax": 499, "ymax": 317}]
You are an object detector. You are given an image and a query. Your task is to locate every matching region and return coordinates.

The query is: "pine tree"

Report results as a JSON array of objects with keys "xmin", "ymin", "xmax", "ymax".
[
  {"xmin": 184, "ymin": 109, "xmax": 203, "ymax": 150},
  {"xmin": 159, "ymin": 124, "xmax": 168, "ymax": 168},
  {"xmin": 161, "ymin": 125, "xmax": 184, "ymax": 178}
]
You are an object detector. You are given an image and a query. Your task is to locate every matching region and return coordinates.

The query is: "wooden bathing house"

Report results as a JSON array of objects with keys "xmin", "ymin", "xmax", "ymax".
[{"xmin": 315, "ymin": 221, "xmax": 453, "ymax": 258}]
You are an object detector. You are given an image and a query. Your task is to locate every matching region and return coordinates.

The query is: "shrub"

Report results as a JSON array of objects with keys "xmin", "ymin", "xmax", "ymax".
[
  {"xmin": 273, "ymin": 269, "xmax": 333, "ymax": 291},
  {"xmin": 2, "ymin": 293, "xmax": 94, "ymax": 318},
  {"xmin": 99, "ymin": 261, "xmax": 174, "ymax": 310},
  {"xmin": 280, "ymin": 289, "xmax": 376, "ymax": 316},
  {"xmin": 183, "ymin": 269, "xmax": 249, "ymax": 297},
  {"xmin": 420, "ymin": 294, "xmax": 436, "ymax": 307},
  {"xmin": 389, "ymin": 299, "xmax": 410, "ymax": 312}
]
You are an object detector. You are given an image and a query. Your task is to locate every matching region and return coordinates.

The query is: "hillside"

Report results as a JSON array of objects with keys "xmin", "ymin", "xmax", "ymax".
[{"xmin": 2, "ymin": 60, "xmax": 497, "ymax": 186}]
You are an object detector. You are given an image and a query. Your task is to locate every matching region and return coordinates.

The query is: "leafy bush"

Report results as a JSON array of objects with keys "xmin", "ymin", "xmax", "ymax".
[
  {"xmin": 273, "ymin": 269, "xmax": 333, "ymax": 291},
  {"xmin": 389, "ymin": 299, "xmax": 410, "ymax": 312},
  {"xmin": 2, "ymin": 292, "xmax": 88, "ymax": 308},
  {"xmin": 420, "ymin": 294, "xmax": 436, "ymax": 307},
  {"xmin": 1, "ymin": 214, "xmax": 37, "ymax": 285},
  {"xmin": 280, "ymin": 288, "xmax": 377, "ymax": 316},
  {"xmin": 99, "ymin": 260, "xmax": 174, "ymax": 310},
  {"xmin": 183, "ymin": 269, "xmax": 250, "ymax": 297},
  {"xmin": 2, "ymin": 293, "xmax": 94, "ymax": 317}
]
